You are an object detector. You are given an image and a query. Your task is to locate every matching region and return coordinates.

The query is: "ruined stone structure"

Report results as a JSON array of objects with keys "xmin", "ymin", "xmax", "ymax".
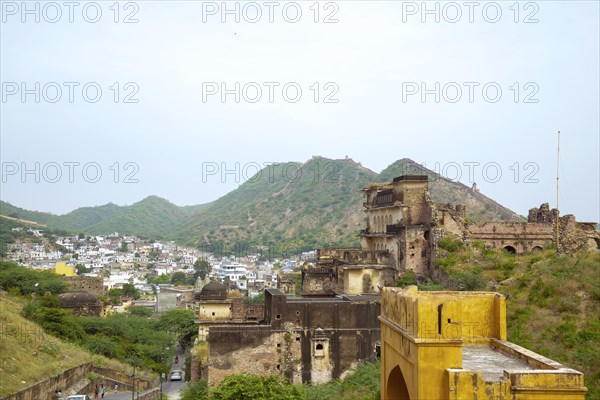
[
  {"xmin": 439, "ymin": 202, "xmax": 600, "ymax": 256},
  {"xmin": 194, "ymin": 280, "xmax": 264, "ymax": 341},
  {"xmin": 305, "ymin": 175, "xmax": 599, "ymax": 287},
  {"xmin": 205, "ymin": 288, "xmax": 380, "ymax": 385},
  {"xmin": 302, "ymin": 248, "xmax": 396, "ymax": 296},
  {"xmin": 58, "ymin": 291, "xmax": 102, "ymax": 316},
  {"xmin": 60, "ymin": 276, "xmax": 105, "ymax": 296},
  {"xmin": 380, "ymin": 286, "xmax": 587, "ymax": 399},
  {"xmin": 277, "ymin": 275, "xmax": 297, "ymax": 295},
  {"xmin": 361, "ymin": 175, "xmax": 435, "ymax": 275}
]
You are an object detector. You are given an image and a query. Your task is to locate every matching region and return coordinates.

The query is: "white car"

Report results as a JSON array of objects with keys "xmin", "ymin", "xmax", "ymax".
[
  {"xmin": 170, "ymin": 369, "xmax": 183, "ymax": 381},
  {"xmin": 66, "ymin": 396, "xmax": 91, "ymax": 400}
]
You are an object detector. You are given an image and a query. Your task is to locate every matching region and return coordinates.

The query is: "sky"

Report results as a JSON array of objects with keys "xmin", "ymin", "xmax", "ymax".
[{"xmin": 1, "ymin": 0, "xmax": 599, "ymax": 222}]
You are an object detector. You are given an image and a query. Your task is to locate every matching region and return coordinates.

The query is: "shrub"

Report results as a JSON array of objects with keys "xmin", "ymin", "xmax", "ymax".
[
  {"xmin": 180, "ymin": 380, "xmax": 208, "ymax": 400},
  {"xmin": 211, "ymin": 374, "xmax": 303, "ymax": 400},
  {"xmin": 451, "ymin": 268, "xmax": 484, "ymax": 291},
  {"xmin": 396, "ymin": 271, "xmax": 417, "ymax": 287},
  {"xmin": 437, "ymin": 237, "xmax": 462, "ymax": 253}
]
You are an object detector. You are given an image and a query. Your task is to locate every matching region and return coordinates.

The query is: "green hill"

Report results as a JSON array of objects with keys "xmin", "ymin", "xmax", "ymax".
[
  {"xmin": 1, "ymin": 196, "xmax": 210, "ymax": 240},
  {"xmin": 77, "ymin": 196, "xmax": 197, "ymax": 239},
  {"xmin": 0, "ymin": 201, "xmax": 56, "ymax": 226},
  {"xmin": 1, "ymin": 157, "xmax": 521, "ymax": 251},
  {"xmin": 173, "ymin": 157, "xmax": 377, "ymax": 251}
]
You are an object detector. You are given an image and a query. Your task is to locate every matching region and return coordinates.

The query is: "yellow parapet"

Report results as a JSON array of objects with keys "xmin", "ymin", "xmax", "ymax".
[{"xmin": 379, "ymin": 286, "xmax": 587, "ymax": 400}]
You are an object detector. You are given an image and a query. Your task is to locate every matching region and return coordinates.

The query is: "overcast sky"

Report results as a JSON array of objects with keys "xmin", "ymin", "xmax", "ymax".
[{"xmin": 1, "ymin": 0, "xmax": 599, "ymax": 222}]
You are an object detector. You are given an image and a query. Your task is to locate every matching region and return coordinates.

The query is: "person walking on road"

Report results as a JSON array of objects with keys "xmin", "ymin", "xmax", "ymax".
[
  {"xmin": 100, "ymin": 384, "xmax": 105, "ymax": 398},
  {"xmin": 114, "ymin": 384, "xmax": 118, "ymax": 394}
]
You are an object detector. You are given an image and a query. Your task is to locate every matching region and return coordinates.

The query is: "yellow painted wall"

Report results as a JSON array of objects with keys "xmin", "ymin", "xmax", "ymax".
[
  {"xmin": 197, "ymin": 303, "xmax": 231, "ymax": 320},
  {"xmin": 381, "ymin": 287, "xmax": 506, "ymax": 343},
  {"xmin": 380, "ymin": 287, "xmax": 587, "ymax": 400},
  {"xmin": 54, "ymin": 262, "xmax": 75, "ymax": 277}
]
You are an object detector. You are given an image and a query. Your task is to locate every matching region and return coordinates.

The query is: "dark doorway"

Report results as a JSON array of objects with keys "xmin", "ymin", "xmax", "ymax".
[
  {"xmin": 503, "ymin": 245, "xmax": 516, "ymax": 254},
  {"xmin": 387, "ymin": 365, "xmax": 410, "ymax": 400}
]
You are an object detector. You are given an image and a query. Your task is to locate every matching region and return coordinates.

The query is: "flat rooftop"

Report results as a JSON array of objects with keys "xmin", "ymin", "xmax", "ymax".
[
  {"xmin": 462, "ymin": 345, "xmax": 536, "ymax": 382},
  {"xmin": 285, "ymin": 294, "xmax": 381, "ymax": 303}
]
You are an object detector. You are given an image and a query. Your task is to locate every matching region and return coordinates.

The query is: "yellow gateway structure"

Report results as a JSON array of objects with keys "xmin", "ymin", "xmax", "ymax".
[{"xmin": 379, "ymin": 286, "xmax": 587, "ymax": 400}]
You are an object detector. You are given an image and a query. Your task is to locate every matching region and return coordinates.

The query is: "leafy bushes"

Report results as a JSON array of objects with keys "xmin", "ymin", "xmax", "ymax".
[
  {"xmin": 180, "ymin": 379, "xmax": 209, "ymax": 400},
  {"xmin": 303, "ymin": 361, "xmax": 380, "ymax": 400},
  {"xmin": 437, "ymin": 237, "xmax": 463, "ymax": 253},
  {"xmin": 396, "ymin": 271, "xmax": 417, "ymax": 287},
  {"xmin": 450, "ymin": 267, "xmax": 484, "ymax": 291},
  {"xmin": 181, "ymin": 361, "xmax": 380, "ymax": 400},
  {"xmin": 18, "ymin": 297, "xmax": 194, "ymax": 373},
  {"xmin": 0, "ymin": 261, "xmax": 68, "ymax": 295},
  {"xmin": 211, "ymin": 374, "xmax": 303, "ymax": 400},
  {"xmin": 85, "ymin": 336, "xmax": 118, "ymax": 358}
]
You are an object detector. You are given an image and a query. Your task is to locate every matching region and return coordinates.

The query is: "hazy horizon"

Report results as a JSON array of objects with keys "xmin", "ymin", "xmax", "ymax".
[{"xmin": 2, "ymin": 1, "xmax": 599, "ymax": 222}]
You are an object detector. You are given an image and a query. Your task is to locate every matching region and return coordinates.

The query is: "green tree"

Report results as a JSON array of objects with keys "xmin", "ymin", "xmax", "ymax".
[
  {"xmin": 75, "ymin": 263, "xmax": 91, "ymax": 275},
  {"xmin": 211, "ymin": 374, "xmax": 303, "ymax": 400},
  {"xmin": 171, "ymin": 272, "xmax": 188, "ymax": 286},
  {"xmin": 108, "ymin": 288, "xmax": 123, "ymax": 304},
  {"xmin": 244, "ymin": 293, "xmax": 265, "ymax": 304},
  {"xmin": 122, "ymin": 283, "xmax": 140, "ymax": 299},
  {"xmin": 85, "ymin": 336, "xmax": 118, "ymax": 358},
  {"xmin": 157, "ymin": 308, "xmax": 196, "ymax": 347},
  {"xmin": 147, "ymin": 274, "xmax": 171, "ymax": 285},
  {"xmin": 128, "ymin": 306, "xmax": 154, "ymax": 317},
  {"xmin": 21, "ymin": 297, "xmax": 85, "ymax": 341},
  {"xmin": 193, "ymin": 259, "xmax": 212, "ymax": 280}
]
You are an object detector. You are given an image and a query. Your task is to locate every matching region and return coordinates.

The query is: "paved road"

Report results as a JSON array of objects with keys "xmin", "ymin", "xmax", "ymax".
[{"xmin": 101, "ymin": 350, "xmax": 187, "ymax": 400}]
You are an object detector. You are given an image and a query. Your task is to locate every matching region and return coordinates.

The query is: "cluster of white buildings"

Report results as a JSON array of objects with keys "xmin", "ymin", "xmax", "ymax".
[{"xmin": 5, "ymin": 230, "xmax": 317, "ymax": 298}]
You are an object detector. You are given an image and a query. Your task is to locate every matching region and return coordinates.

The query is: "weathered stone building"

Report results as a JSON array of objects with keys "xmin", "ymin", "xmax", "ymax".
[
  {"xmin": 58, "ymin": 291, "xmax": 102, "ymax": 317},
  {"xmin": 60, "ymin": 276, "xmax": 105, "ymax": 296},
  {"xmin": 301, "ymin": 248, "xmax": 396, "ymax": 296},
  {"xmin": 194, "ymin": 280, "xmax": 264, "ymax": 341},
  {"xmin": 205, "ymin": 288, "xmax": 380, "ymax": 385}
]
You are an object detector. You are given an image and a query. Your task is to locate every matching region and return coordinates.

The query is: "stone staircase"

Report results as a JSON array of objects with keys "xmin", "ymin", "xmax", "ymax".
[{"xmin": 64, "ymin": 376, "xmax": 91, "ymax": 396}]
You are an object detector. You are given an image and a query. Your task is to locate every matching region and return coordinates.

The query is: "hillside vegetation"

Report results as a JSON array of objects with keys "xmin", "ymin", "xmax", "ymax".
[
  {"xmin": 431, "ymin": 244, "xmax": 600, "ymax": 398},
  {"xmin": 0, "ymin": 294, "xmax": 130, "ymax": 397},
  {"xmin": 1, "ymin": 157, "xmax": 520, "ymax": 254}
]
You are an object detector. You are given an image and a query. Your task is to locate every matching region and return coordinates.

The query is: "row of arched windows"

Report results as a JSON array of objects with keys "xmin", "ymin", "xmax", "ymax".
[
  {"xmin": 375, "ymin": 242, "xmax": 388, "ymax": 251},
  {"xmin": 372, "ymin": 214, "xmax": 394, "ymax": 233}
]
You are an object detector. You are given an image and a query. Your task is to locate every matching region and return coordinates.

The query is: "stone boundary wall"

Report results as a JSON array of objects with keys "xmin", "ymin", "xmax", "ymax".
[
  {"xmin": 0, "ymin": 363, "xmax": 92, "ymax": 400},
  {"xmin": 137, "ymin": 388, "xmax": 161, "ymax": 400},
  {"xmin": 1, "ymin": 365, "xmax": 158, "ymax": 400}
]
